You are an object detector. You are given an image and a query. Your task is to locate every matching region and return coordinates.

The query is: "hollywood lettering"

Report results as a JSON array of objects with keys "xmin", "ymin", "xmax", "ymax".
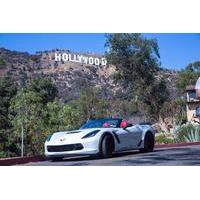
[{"xmin": 54, "ymin": 53, "xmax": 107, "ymax": 66}]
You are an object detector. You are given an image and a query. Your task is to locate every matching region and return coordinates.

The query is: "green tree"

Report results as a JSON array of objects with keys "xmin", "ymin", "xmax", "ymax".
[
  {"xmin": 0, "ymin": 77, "xmax": 17, "ymax": 157},
  {"xmin": 110, "ymin": 99, "xmax": 139, "ymax": 118},
  {"xmin": 105, "ymin": 33, "xmax": 159, "ymax": 86},
  {"xmin": 44, "ymin": 101, "xmax": 81, "ymax": 133},
  {"xmin": 160, "ymin": 97, "xmax": 187, "ymax": 125},
  {"xmin": 74, "ymin": 87, "xmax": 110, "ymax": 122},
  {"xmin": 26, "ymin": 76, "xmax": 58, "ymax": 105},
  {"xmin": 9, "ymin": 77, "xmax": 58, "ymax": 156},
  {"xmin": 105, "ymin": 33, "xmax": 169, "ymax": 120},
  {"xmin": 10, "ymin": 88, "xmax": 45, "ymax": 156},
  {"xmin": 176, "ymin": 61, "xmax": 200, "ymax": 93},
  {"xmin": 140, "ymin": 78, "xmax": 170, "ymax": 119}
]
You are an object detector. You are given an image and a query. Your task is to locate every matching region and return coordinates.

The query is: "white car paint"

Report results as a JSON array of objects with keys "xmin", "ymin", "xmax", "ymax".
[{"xmin": 44, "ymin": 122, "xmax": 155, "ymax": 158}]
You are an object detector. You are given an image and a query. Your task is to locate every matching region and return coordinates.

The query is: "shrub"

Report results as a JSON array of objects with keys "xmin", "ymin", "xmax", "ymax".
[
  {"xmin": 174, "ymin": 123, "xmax": 200, "ymax": 143},
  {"xmin": 155, "ymin": 134, "xmax": 174, "ymax": 144}
]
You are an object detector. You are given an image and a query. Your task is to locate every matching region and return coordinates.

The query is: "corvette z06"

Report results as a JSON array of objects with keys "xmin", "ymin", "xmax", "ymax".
[{"xmin": 44, "ymin": 118, "xmax": 155, "ymax": 161}]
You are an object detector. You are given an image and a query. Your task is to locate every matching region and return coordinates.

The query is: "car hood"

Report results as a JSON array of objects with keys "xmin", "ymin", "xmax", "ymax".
[{"xmin": 47, "ymin": 128, "xmax": 102, "ymax": 143}]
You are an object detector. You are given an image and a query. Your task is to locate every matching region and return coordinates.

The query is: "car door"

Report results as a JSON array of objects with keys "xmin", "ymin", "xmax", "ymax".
[
  {"xmin": 114, "ymin": 125, "xmax": 143, "ymax": 151},
  {"xmin": 125, "ymin": 125, "xmax": 143, "ymax": 148},
  {"xmin": 114, "ymin": 128, "xmax": 131, "ymax": 151}
]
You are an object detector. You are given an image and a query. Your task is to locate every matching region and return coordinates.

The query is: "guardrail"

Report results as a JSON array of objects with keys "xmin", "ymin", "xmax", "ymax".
[{"xmin": 1, "ymin": 142, "xmax": 200, "ymax": 166}]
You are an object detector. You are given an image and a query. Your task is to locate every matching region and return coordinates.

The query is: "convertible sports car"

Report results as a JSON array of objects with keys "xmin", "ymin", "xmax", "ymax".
[{"xmin": 44, "ymin": 118, "xmax": 155, "ymax": 161}]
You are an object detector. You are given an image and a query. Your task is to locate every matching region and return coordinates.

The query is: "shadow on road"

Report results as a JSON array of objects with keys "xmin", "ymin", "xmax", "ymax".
[
  {"xmin": 47, "ymin": 146, "xmax": 200, "ymax": 166},
  {"xmin": 49, "ymin": 149, "xmax": 161, "ymax": 162}
]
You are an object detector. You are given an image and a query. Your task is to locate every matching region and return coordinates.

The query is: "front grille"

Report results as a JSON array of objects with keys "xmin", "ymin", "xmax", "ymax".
[{"xmin": 47, "ymin": 143, "xmax": 83, "ymax": 152}]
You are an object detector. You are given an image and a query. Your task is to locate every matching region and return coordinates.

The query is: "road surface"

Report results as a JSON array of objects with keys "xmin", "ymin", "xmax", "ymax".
[{"xmin": 22, "ymin": 145, "xmax": 200, "ymax": 166}]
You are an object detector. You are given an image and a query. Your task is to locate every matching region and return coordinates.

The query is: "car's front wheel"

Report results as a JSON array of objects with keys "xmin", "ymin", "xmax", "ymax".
[
  {"xmin": 139, "ymin": 133, "xmax": 154, "ymax": 153},
  {"xmin": 100, "ymin": 134, "xmax": 114, "ymax": 158}
]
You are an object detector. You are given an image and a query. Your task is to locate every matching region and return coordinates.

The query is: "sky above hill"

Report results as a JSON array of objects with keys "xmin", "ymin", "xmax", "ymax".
[{"xmin": 0, "ymin": 33, "xmax": 200, "ymax": 70}]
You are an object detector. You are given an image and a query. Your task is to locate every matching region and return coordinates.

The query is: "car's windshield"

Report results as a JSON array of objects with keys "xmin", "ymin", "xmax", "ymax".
[{"xmin": 80, "ymin": 118, "xmax": 122, "ymax": 129}]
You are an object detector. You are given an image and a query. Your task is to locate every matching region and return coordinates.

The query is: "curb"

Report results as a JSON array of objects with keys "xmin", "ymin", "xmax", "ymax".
[
  {"xmin": 155, "ymin": 142, "xmax": 200, "ymax": 149},
  {"xmin": 0, "ymin": 156, "xmax": 45, "ymax": 166}
]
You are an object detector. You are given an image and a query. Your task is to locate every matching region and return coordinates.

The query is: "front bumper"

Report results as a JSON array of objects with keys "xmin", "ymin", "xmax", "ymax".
[
  {"xmin": 47, "ymin": 143, "xmax": 84, "ymax": 152},
  {"xmin": 44, "ymin": 138, "xmax": 99, "ymax": 157}
]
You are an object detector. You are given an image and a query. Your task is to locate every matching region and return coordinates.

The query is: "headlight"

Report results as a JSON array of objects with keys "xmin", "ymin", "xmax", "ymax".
[
  {"xmin": 82, "ymin": 130, "xmax": 100, "ymax": 139},
  {"xmin": 46, "ymin": 134, "xmax": 53, "ymax": 142}
]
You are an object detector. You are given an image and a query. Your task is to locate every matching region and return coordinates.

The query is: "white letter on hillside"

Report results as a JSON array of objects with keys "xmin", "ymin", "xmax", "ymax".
[
  {"xmin": 73, "ymin": 54, "xmax": 78, "ymax": 62},
  {"xmin": 62, "ymin": 53, "xmax": 69, "ymax": 61},
  {"xmin": 68, "ymin": 54, "xmax": 73, "ymax": 62},
  {"xmin": 94, "ymin": 58, "xmax": 100, "ymax": 66},
  {"xmin": 77, "ymin": 55, "xmax": 83, "ymax": 63},
  {"xmin": 54, "ymin": 53, "xmax": 62, "ymax": 61},
  {"xmin": 101, "ymin": 58, "xmax": 107, "ymax": 66},
  {"xmin": 83, "ymin": 56, "xmax": 88, "ymax": 64},
  {"xmin": 89, "ymin": 57, "xmax": 94, "ymax": 65}
]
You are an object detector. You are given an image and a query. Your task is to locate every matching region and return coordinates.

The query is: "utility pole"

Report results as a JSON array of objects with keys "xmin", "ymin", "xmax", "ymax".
[
  {"xmin": 21, "ymin": 86, "xmax": 24, "ymax": 157},
  {"xmin": 21, "ymin": 123, "xmax": 24, "ymax": 157}
]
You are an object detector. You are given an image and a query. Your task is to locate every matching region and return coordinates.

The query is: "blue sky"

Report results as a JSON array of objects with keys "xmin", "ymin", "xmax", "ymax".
[{"xmin": 0, "ymin": 33, "xmax": 200, "ymax": 70}]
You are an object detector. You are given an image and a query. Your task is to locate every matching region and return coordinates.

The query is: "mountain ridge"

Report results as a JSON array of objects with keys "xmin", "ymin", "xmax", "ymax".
[{"xmin": 0, "ymin": 48, "xmax": 178, "ymax": 103}]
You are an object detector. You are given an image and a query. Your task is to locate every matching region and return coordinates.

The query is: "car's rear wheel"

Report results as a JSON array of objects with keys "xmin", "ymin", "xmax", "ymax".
[
  {"xmin": 140, "ymin": 133, "xmax": 154, "ymax": 153},
  {"xmin": 100, "ymin": 134, "xmax": 114, "ymax": 158}
]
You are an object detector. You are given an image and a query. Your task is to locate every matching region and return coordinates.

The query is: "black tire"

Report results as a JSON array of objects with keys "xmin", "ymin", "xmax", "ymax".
[
  {"xmin": 139, "ymin": 133, "xmax": 154, "ymax": 153},
  {"xmin": 51, "ymin": 157, "xmax": 63, "ymax": 162},
  {"xmin": 100, "ymin": 134, "xmax": 114, "ymax": 158}
]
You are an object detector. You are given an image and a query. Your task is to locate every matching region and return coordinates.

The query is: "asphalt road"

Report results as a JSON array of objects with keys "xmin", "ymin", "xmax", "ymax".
[{"xmin": 23, "ymin": 145, "xmax": 200, "ymax": 166}]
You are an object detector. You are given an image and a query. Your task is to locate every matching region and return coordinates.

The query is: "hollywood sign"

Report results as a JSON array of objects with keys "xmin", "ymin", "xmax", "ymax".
[{"xmin": 54, "ymin": 53, "xmax": 107, "ymax": 66}]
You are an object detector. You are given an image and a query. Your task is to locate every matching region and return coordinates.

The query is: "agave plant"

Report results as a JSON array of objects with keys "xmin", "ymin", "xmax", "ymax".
[
  {"xmin": 174, "ymin": 123, "xmax": 200, "ymax": 143},
  {"xmin": 183, "ymin": 126, "xmax": 200, "ymax": 142}
]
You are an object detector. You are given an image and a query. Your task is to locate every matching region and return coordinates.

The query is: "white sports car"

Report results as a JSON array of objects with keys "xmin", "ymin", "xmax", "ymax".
[{"xmin": 44, "ymin": 118, "xmax": 155, "ymax": 161}]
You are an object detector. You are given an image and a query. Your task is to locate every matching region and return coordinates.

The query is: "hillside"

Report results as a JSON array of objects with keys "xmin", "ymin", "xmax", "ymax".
[{"xmin": 0, "ymin": 48, "xmax": 178, "ymax": 103}]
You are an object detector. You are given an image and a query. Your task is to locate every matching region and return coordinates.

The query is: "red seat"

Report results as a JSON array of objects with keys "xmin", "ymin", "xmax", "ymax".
[
  {"xmin": 120, "ymin": 120, "xmax": 128, "ymax": 128},
  {"xmin": 103, "ymin": 122, "xmax": 109, "ymax": 128}
]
